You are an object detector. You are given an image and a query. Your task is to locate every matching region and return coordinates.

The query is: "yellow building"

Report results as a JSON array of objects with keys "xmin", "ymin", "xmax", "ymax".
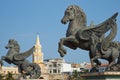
[
  {"xmin": 33, "ymin": 35, "xmax": 43, "ymax": 63},
  {"xmin": 0, "ymin": 66, "xmax": 19, "ymax": 75},
  {"xmin": 32, "ymin": 35, "xmax": 48, "ymax": 79}
]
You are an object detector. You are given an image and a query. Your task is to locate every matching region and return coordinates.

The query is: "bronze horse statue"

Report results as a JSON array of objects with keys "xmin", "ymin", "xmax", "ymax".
[
  {"xmin": 58, "ymin": 5, "xmax": 119, "ymax": 71},
  {"xmin": 1, "ymin": 39, "xmax": 41, "ymax": 79}
]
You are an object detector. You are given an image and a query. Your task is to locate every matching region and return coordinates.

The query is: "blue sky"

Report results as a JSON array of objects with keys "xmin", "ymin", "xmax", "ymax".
[{"xmin": 0, "ymin": 0, "xmax": 120, "ymax": 65}]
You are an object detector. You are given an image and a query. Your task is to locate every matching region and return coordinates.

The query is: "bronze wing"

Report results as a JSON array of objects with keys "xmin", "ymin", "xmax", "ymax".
[
  {"xmin": 13, "ymin": 46, "xmax": 35, "ymax": 61},
  {"xmin": 79, "ymin": 12, "xmax": 118, "ymax": 41}
]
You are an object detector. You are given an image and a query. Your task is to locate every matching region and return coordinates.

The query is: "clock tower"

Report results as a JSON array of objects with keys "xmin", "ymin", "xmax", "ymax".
[
  {"xmin": 32, "ymin": 35, "xmax": 48, "ymax": 75},
  {"xmin": 33, "ymin": 35, "xmax": 43, "ymax": 63}
]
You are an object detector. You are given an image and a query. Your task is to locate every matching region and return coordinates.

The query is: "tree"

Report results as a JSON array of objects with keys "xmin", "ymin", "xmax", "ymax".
[
  {"xmin": 5, "ymin": 72, "xmax": 15, "ymax": 80},
  {"xmin": 68, "ymin": 70, "xmax": 86, "ymax": 80},
  {"xmin": 0, "ymin": 74, "xmax": 5, "ymax": 80}
]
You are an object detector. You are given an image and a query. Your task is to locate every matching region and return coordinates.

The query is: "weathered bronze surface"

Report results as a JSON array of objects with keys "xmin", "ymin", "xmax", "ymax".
[
  {"xmin": 1, "ymin": 39, "xmax": 41, "ymax": 79},
  {"xmin": 58, "ymin": 5, "xmax": 119, "ymax": 72}
]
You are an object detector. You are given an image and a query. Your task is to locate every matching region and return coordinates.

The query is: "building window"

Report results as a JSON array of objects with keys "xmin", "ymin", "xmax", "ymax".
[
  {"xmin": 53, "ymin": 63, "xmax": 57, "ymax": 67},
  {"xmin": 50, "ymin": 70, "xmax": 52, "ymax": 73},
  {"xmin": 58, "ymin": 64, "xmax": 61, "ymax": 66},
  {"xmin": 58, "ymin": 70, "xmax": 61, "ymax": 73},
  {"xmin": 49, "ymin": 65, "xmax": 52, "ymax": 67},
  {"xmin": 53, "ymin": 69, "xmax": 57, "ymax": 73}
]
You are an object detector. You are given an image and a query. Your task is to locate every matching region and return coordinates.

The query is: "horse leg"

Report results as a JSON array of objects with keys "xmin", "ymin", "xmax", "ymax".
[
  {"xmin": 89, "ymin": 51, "xmax": 100, "ymax": 72},
  {"xmin": 89, "ymin": 38, "xmax": 101, "ymax": 70},
  {"xmin": 90, "ymin": 56, "xmax": 101, "ymax": 72},
  {"xmin": 91, "ymin": 55, "xmax": 101, "ymax": 66},
  {"xmin": 58, "ymin": 36, "xmax": 79, "ymax": 57},
  {"xmin": 106, "ymin": 59, "xmax": 116, "ymax": 71},
  {"xmin": 106, "ymin": 48, "xmax": 119, "ymax": 71},
  {"xmin": 58, "ymin": 38, "xmax": 67, "ymax": 57}
]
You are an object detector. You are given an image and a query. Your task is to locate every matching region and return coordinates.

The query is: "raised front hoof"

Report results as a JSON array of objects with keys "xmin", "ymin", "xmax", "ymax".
[{"xmin": 58, "ymin": 49, "xmax": 67, "ymax": 57}]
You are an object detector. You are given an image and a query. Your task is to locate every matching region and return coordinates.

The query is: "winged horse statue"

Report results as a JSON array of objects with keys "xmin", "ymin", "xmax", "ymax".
[{"xmin": 58, "ymin": 5, "xmax": 119, "ymax": 71}]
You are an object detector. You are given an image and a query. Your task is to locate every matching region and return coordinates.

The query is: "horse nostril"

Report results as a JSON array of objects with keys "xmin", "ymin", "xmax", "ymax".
[
  {"xmin": 61, "ymin": 19, "xmax": 67, "ymax": 24},
  {"xmin": 5, "ymin": 46, "xmax": 8, "ymax": 49},
  {"xmin": 61, "ymin": 19, "xmax": 64, "ymax": 23}
]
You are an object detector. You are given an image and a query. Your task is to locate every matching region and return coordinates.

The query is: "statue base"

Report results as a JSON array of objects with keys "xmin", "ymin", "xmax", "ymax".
[{"xmin": 81, "ymin": 72, "xmax": 120, "ymax": 80}]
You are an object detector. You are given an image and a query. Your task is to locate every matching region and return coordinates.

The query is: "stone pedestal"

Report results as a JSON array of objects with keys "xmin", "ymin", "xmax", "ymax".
[{"xmin": 81, "ymin": 72, "xmax": 120, "ymax": 80}]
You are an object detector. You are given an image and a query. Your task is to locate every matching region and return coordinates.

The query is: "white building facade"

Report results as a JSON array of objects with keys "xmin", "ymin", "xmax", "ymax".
[{"xmin": 44, "ymin": 58, "xmax": 72, "ymax": 74}]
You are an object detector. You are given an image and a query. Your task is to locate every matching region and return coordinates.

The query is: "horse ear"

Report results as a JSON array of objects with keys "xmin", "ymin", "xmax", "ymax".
[
  {"xmin": 69, "ymin": 5, "xmax": 75, "ymax": 10},
  {"xmin": 74, "ymin": 6, "xmax": 78, "ymax": 16}
]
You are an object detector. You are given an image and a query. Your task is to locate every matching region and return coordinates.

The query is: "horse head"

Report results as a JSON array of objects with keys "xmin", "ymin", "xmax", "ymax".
[
  {"xmin": 1, "ymin": 39, "xmax": 20, "ymax": 64},
  {"xmin": 61, "ymin": 5, "xmax": 87, "ymax": 37},
  {"xmin": 5, "ymin": 39, "xmax": 20, "ymax": 53},
  {"xmin": 61, "ymin": 5, "xmax": 86, "ymax": 26}
]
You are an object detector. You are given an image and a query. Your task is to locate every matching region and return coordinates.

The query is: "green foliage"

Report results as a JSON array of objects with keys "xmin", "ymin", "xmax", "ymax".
[
  {"xmin": 68, "ymin": 70, "xmax": 86, "ymax": 80},
  {"xmin": 4, "ymin": 72, "xmax": 15, "ymax": 80},
  {"xmin": 0, "ymin": 74, "xmax": 5, "ymax": 80}
]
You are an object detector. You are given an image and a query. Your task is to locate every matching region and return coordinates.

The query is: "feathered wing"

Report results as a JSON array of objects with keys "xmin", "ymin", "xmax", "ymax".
[
  {"xmin": 79, "ymin": 12, "xmax": 118, "ymax": 41},
  {"xmin": 13, "ymin": 46, "xmax": 35, "ymax": 61}
]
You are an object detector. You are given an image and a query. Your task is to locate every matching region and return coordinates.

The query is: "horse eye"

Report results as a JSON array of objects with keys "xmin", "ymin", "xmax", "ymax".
[
  {"xmin": 65, "ymin": 11, "xmax": 70, "ymax": 15},
  {"xmin": 9, "ymin": 41, "xmax": 11, "ymax": 43},
  {"xmin": 70, "ymin": 9, "xmax": 74, "ymax": 14}
]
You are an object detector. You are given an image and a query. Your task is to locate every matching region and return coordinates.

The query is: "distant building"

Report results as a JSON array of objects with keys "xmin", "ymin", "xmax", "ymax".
[
  {"xmin": 0, "ymin": 66, "xmax": 19, "ymax": 75},
  {"xmin": 44, "ymin": 58, "xmax": 72, "ymax": 74},
  {"xmin": 80, "ymin": 62, "xmax": 108, "ymax": 72},
  {"xmin": 44, "ymin": 58, "xmax": 71, "ymax": 80},
  {"xmin": 32, "ymin": 35, "xmax": 48, "ymax": 79},
  {"xmin": 62, "ymin": 61, "xmax": 72, "ymax": 73},
  {"xmin": 71, "ymin": 63, "xmax": 81, "ymax": 72},
  {"xmin": 33, "ymin": 35, "xmax": 43, "ymax": 63}
]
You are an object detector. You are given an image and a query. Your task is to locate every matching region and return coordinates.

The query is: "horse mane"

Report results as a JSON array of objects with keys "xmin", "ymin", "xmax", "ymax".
[
  {"xmin": 71, "ymin": 5, "xmax": 87, "ymax": 27},
  {"xmin": 9, "ymin": 39, "xmax": 20, "ymax": 53}
]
